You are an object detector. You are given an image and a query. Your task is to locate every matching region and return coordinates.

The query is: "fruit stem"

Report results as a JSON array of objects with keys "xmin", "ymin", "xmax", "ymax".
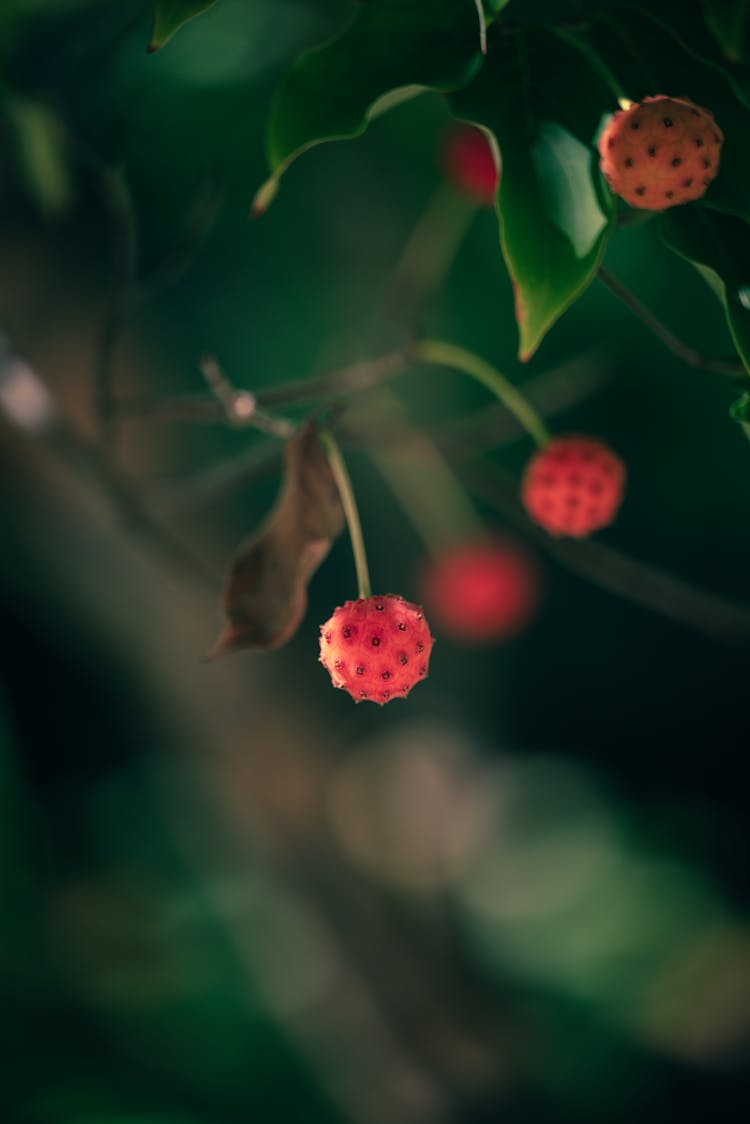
[
  {"xmin": 413, "ymin": 339, "xmax": 550, "ymax": 447},
  {"xmin": 319, "ymin": 429, "xmax": 372, "ymax": 599}
]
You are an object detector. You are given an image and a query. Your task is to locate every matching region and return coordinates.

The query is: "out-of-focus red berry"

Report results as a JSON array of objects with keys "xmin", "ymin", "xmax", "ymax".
[
  {"xmin": 420, "ymin": 537, "xmax": 540, "ymax": 644},
  {"xmin": 521, "ymin": 436, "xmax": 625, "ymax": 538},
  {"xmin": 439, "ymin": 123, "xmax": 499, "ymax": 206}
]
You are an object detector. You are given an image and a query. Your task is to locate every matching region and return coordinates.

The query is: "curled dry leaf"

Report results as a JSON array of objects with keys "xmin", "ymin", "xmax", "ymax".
[{"xmin": 208, "ymin": 419, "xmax": 344, "ymax": 657}]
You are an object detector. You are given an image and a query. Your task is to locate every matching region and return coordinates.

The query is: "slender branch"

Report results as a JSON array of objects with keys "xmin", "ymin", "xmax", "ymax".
[
  {"xmin": 199, "ymin": 355, "xmax": 295, "ymax": 437},
  {"xmin": 597, "ymin": 266, "xmax": 747, "ymax": 379},
  {"xmin": 319, "ymin": 430, "xmax": 372, "ymax": 600},
  {"xmin": 113, "ymin": 348, "xmax": 411, "ymax": 423},
  {"xmin": 413, "ymin": 338, "xmax": 551, "ymax": 447}
]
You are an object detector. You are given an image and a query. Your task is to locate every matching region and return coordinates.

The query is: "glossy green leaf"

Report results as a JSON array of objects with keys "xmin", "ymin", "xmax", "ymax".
[
  {"xmin": 149, "ymin": 0, "xmax": 219, "ymax": 52},
  {"xmin": 660, "ymin": 205, "xmax": 750, "ymax": 373},
  {"xmin": 451, "ymin": 27, "xmax": 615, "ymax": 360},
  {"xmin": 255, "ymin": 0, "xmax": 483, "ymax": 212},
  {"xmin": 703, "ymin": 0, "xmax": 749, "ymax": 61}
]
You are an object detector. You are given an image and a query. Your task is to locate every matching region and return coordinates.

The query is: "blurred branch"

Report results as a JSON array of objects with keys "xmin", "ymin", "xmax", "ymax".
[{"xmin": 597, "ymin": 266, "xmax": 747, "ymax": 379}]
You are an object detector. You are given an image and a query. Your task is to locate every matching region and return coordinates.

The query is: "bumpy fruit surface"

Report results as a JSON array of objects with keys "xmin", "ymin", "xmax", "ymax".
[
  {"xmin": 521, "ymin": 436, "xmax": 625, "ymax": 538},
  {"xmin": 319, "ymin": 595, "xmax": 434, "ymax": 705},
  {"xmin": 420, "ymin": 537, "xmax": 539, "ymax": 645},
  {"xmin": 439, "ymin": 123, "xmax": 499, "ymax": 206},
  {"xmin": 598, "ymin": 95, "xmax": 723, "ymax": 210}
]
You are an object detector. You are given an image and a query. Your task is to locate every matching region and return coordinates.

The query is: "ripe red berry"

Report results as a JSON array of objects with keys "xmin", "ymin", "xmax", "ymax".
[
  {"xmin": 521, "ymin": 436, "xmax": 625, "ymax": 538},
  {"xmin": 439, "ymin": 123, "xmax": 499, "ymax": 206},
  {"xmin": 420, "ymin": 537, "xmax": 540, "ymax": 644},
  {"xmin": 598, "ymin": 95, "xmax": 723, "ymax": 210},
  {"xmin": 319, "ymin": 595, "xmax": 434, "ymax": 705}
]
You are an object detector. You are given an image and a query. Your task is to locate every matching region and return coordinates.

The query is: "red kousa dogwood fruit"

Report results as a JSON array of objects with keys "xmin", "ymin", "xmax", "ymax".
[
  {"xmin": 319, "ymin": 595, "xmax": 434, "ymax": 704},
  {"xmin": 598, "ymin": 95, "xmax": 723, "ymax": 210},
  {"xmin": 521, "ymin": 436, "xmax": 626, "ymax": 538}
]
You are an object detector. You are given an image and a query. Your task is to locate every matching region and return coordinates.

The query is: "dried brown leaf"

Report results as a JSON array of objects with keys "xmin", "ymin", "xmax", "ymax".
[{"xmin": 208, "ymin": 419, "xmax": 344, "ymax": 657}]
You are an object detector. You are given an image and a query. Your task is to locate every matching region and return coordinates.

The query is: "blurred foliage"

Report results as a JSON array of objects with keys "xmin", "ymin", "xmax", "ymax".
[{"xmin": 1, "ymin": 2, "xmax": 750, "ymax": 1123}]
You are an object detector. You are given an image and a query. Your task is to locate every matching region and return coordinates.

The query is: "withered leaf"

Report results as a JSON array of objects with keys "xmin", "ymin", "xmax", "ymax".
[{"xmin": 208, "ymin": 419, "xmax": 344, "ymax": 657}]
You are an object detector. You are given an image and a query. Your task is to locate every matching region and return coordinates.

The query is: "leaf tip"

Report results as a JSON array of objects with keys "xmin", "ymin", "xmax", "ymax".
[{"xmin": 251, "ymin": 175, "xmax": 280, "ymax": 220}]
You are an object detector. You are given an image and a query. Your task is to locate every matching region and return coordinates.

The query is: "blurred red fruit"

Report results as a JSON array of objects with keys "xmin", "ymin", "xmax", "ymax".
[
  {"xmin": 319, "ymin": 594, "xmax": 433, "ymax": 705},
  {"xmin": 521, "ymin": 436, "xmax": 625, "ymax": 538},
  {"xmin": 439, "ymin": 123, "xmax": 499, "ymax": 206},
  {"xmin": 420, "ymin": 537, "xmax": 540, "ymax": 644}
]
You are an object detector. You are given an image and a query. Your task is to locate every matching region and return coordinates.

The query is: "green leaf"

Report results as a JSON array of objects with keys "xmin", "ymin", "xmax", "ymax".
[
  {"xmin": 703, "ymin": 0, "xmax": 749, "ymax": 62},
  {"xmin": 451, "ymin": 28, "xmax": 615, "ymax": 360},
  {"xmin": 149, "ymin": 0, "xmax": 219, "ymax": 52},
  {"xmin": 255, "ymin": 0, "xmax": 483, "ymax": 212},
  {"xmin": 660, "ymin": 205, "xmax": 750, "ymax": 373},
  {"xmin": 730, "ymin": 391, "xmax": 750, "ymax": 439}
]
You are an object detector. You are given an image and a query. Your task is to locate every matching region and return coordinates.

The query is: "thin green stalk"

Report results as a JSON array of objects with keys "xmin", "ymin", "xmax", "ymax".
[
  {"xmin": 413, "ymin": 338, "xmax": 550, "ymax": 447},
  {"xmin": 319, "ymin": 430, "xmax": 372, "ymax": 599}
]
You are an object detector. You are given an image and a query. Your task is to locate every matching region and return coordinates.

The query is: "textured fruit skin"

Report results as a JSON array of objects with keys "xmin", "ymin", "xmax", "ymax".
[
  {"xmin": 420, "ymin": 537, "xmax": 540, "ymax": 644},
  {"xmin": 319, "ymin": 595, "xmax": 434, "ymax": 705},
  {"xmin": 598, "ymin": 96, "xmax": 723, "ymax": 211},
  {"xmin": 439, "ymin": 124, "xmax": 499, "ymax": 206},
  {"xmin": 521, "ymin": 436, "xmax": 625, "ymax": 538}
]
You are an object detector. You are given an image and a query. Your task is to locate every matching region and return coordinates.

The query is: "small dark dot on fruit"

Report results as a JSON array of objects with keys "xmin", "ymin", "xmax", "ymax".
[
  {"xmin": 663, "ymin": 117, "xmax": 673, "ymax": 127},
  {"xmin": 647, "ymin": 145, "xmax": 656, "ymax": 156},
  {"xmin": 417, "ymin": 642, "xmax": 425, "ymax": 653},
  {"xmin": 324, "ymin": 631, "xmax": 332, "ymax": 643},
  {"xmin": 360, "ymin": 691, "xmax": 368, "ymax": 698},
  {"xmin": 671, "ymin": 157, "xmax": 682, "ymax": 167},
  {"xmin": 703, "ymin": 158, "xmax": 711, "ymax": 168},
  {"xmin": 567, "ymin": 495, "xmax": 580, "ymax": 507},
  {"xmin": 630, "ymin": 121, "xmax": 640, "ymax": 130},
  {"xmin": 356, "ymin": 665, "xmax": 364, "ymax": 675},
  {"xmin": 334, "ymin": 659, "xmax": 342, "ymax": 670},
  {"xmin": 635, "ymin": 185, "xmax": 646, "ymax": 196},
  {"xmin": 683, "ymin": 178, "xmax": 693, "ymax": 187},
  {"xmin": 416, "ymin": 613, "xmax": 423, "ymax": 621},
  {"xmin": 382, "ymin": 670, "xmax": 391, "ymax": 680},
  {"xmin": 343, "ymin": 628, "xmax": 351, "ymax": 638},
  {"xmin": 375, "ymin": 603, "xmax": 384, "ymax": 611},
  {"xmin": 703, "ymin": 178, "xmax": 711, "ymax": 186},
  {"xmin": 695, "ymin": 136, "xmax": 704, "ymax": 147},
  {"xmin": 665, "ymin": 190, "xmax": 674, "ymax": 199},
  {"xmin": 624, "ymin": 157, "xmax": 634, "ymax": 167},
  {"xmin": 371, "ymin": 636, "xmax": 380, "ymax": 647},
  {"xmin": 381, "ymin": 690, "xmax": 391, "ymax": 700},
  {"xmin": 607, "ymin": 137, "xmax": 615, "ymax": 149},
  {"xmin": 419, "ymin": 666, "xmax": 427, "ymax": 677},
  {"xmin": 691, "ymin": 108, "xmax": 700, "ymax": 116},
  {"xmin": 399, "ymin": 655, "xmax": 408, "ymax": 665},
  {"xmin": 397, "ymin": 622, "xmax": 407, "ymax": 631}
]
